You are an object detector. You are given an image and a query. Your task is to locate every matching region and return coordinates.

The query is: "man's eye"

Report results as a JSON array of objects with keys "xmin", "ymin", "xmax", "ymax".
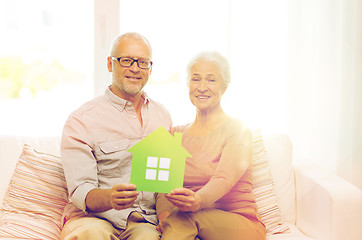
[
  {"xmin": 192, "ymin": 78, "xmax": 200, "ymax": 82},
  {"xmin": 121, "ymin": 58, "xmax": 132, "ymax": 64}
]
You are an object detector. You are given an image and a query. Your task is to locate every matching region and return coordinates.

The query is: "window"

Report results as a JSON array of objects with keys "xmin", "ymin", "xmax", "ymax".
[
  {"xmin": 145, "ymin": 156, "xmax": 171, "ymax": 181},
  {"xmin": 0, "ymin": 0, "xmax": 93, "ymax": 136}
]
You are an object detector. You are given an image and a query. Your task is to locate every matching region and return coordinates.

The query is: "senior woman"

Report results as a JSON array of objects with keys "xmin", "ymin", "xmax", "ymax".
[{"xmin": 156, "ymin": 51, "xmax": 266, "ymax": 240}]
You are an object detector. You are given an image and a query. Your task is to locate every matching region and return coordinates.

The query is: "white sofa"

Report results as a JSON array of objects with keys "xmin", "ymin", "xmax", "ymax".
[{"xmin": 0, "ymin": 134, "xmax": 361, "ymax": 240}]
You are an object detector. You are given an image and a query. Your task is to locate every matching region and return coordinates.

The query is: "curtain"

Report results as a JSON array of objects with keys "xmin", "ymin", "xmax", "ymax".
[{"xmin": 287, "ymin": 0, "xmax": 362, "ymax": 189}]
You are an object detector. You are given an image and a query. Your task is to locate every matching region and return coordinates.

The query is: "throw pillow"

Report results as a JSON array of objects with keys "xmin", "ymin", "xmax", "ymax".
[
  {"xmin": 0, "ymin": 144, "xmax": 68, "ymax": 240},
  {"xmin": 251, "ymin": 129, "xmax": 290, "ymax": 235}
]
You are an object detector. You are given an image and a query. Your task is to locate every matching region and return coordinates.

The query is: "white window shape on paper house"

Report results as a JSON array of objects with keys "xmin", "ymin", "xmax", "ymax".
[{"xmin": 145, "ymin": 156, "xmax": 170, "ymax": 181}]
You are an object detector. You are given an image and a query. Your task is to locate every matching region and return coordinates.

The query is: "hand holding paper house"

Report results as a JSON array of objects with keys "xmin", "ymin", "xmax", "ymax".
[{"xmin": 128, "ymin": 127, "xmax": 191, "ymax": 193}]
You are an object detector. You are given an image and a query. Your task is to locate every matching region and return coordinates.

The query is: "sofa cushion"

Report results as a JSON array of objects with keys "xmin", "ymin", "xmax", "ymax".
[
  {"xmin": 0, "ymin": 144, "xmax": 68, "ymax": 240},
  {"xmin": 0, "ymin": 135, "xmax": 61, "ymax": 204},
  {"xmin": 252, "ymin": 130, "xmax": 290, "ymax": 235}
]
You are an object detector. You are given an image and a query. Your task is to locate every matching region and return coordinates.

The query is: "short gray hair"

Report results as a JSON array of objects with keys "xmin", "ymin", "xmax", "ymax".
[
  {"xmin": 186, "ymin": 51, "xmax": 231, "ymax": 88},
  {"xmin": 109, "ymin": 32, "xmax": 152, "ymax": 57}
]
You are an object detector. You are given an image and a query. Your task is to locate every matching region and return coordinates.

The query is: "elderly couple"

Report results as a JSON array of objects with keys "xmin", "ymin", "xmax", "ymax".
[{"xmin": 60, "ymin": 32, "xmax": 266, "ymax": 240}]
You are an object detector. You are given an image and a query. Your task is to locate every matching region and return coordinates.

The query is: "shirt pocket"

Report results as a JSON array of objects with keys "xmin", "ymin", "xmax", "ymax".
[{"xmin": 95, "ymin": 139, "xmax": 131, "ymax": 176}]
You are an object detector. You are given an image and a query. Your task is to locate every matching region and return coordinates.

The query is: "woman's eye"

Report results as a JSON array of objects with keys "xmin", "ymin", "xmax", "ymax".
[
  {"xmin": 208, "ymin": 79, "xmax": 216, "ymax": 83},
  {"xmin": 192, "ymin": 78, "xmax": 200, "ymax": 82}
]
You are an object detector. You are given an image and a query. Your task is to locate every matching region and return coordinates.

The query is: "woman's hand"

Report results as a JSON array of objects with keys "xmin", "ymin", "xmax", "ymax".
[{"xmin": 165, "ymin": 188, "xmax": 202, "ymax": 212}]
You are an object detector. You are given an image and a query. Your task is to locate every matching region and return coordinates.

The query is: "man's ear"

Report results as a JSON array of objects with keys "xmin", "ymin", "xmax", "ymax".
[{"xmin": 107, "ymin": 57, "xmax": 113, "ymax": 72}]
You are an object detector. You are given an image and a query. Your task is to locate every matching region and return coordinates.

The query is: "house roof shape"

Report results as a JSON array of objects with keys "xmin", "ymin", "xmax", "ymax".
[
  {"xmin": 128, "ymin": 126, "xmax": 191, "ymax": 193},
  {"xmin": 128, "ymin": 126, "xmax": 190, "ymax": 157}
]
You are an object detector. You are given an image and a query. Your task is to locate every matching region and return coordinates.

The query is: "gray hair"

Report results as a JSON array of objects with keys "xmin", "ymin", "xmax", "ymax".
[
  {"xmin": 109, "ymin": 32, "xmax": 152, "ymax": 57},
  {"xmin": 186, "ymin": 51, "xmax": 231, "ymax": 88}
]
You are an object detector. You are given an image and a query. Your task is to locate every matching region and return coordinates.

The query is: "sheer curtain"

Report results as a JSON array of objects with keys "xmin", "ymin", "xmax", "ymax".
[{"xmin": 287, "ymin": 0, "xmax": 362, "ymax": 189}]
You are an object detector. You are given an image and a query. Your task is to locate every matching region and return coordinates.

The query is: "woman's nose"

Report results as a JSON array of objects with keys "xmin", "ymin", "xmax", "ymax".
[{"xmin": 198, "ymin": 80, "xmax": 208, "ymax": 91}]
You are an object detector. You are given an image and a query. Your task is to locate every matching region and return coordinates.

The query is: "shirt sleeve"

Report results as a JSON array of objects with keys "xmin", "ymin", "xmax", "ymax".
[
  {"xmin": 196, "ymin": 121, "xmax": 252, "ymax": 209},
  {"xmin": 61, "ymin": 113, "xmax": 98, "ymax": 211}
]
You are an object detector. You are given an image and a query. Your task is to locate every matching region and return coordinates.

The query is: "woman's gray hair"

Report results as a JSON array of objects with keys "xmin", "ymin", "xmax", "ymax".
[{"xmin": 186, "ymin": 51, "xmax": 231, "ymax": 88}]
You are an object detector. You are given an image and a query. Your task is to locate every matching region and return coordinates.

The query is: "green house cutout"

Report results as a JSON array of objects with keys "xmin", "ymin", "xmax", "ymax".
[{"xmin": 128, "ymin": 126, "xmax": 191, "ymax": 193}]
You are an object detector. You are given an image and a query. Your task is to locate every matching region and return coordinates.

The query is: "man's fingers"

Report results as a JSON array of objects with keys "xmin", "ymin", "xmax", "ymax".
[
  {"xmin": 112, "ymin": 196, "xmax": 137, "ymax": 210},
  {"xmin": 110, "ymin": 184, "xmax": 139, "ymax": 210},
  {"xmin": 112, "ymin": 190, "xmax": 139, "ymax": 198},
  {"xmin": 112, "ymin": 183, "xmax": 137, "ymax": 191}
]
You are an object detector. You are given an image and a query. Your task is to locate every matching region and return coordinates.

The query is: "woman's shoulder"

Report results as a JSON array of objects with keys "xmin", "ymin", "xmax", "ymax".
[
  {"xmin": 224, "ymin": 117, "xmax": 250, "ymax": 131},
  {"xmin": 222, "ymin": 117, "xmax": 252, "ymax": 141},
  {"xmin": 171, "ymin": 123, "xmax": 191, "ymax": 134}
]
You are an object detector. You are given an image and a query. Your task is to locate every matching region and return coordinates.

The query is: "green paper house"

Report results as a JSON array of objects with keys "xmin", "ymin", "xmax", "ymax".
[{"xmin": 128, "ymin": 126, "xmax": 191, "ymax": 193}]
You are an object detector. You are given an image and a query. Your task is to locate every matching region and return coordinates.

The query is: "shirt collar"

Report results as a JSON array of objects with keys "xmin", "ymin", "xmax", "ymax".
[{"xmin": 105, "ymin": 86, "xmax": 150, "ymax": 111}]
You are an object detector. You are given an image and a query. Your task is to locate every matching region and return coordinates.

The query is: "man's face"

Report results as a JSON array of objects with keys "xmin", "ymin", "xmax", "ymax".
[{"xmin": 108, "ymin": 37, "xmax": 152, "ymax": 100}]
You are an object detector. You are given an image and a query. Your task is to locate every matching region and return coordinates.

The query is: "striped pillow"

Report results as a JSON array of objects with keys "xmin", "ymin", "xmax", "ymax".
[
  {"xmin": 251, "ymin": 130, "xmax": 290, "ymax": 235},
  {"xmin": 0, "ymin": 144, "xmax": 68, "ymax": 240}
]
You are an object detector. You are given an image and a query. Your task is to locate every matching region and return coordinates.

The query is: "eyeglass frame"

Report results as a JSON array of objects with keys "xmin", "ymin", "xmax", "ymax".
[{"xmin": 110, "ymin": 57, "xmax": 153, "ymax": 69}]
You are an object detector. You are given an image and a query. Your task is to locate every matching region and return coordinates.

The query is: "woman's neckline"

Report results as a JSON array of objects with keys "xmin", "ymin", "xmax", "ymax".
[{"xmin": 183, "ymin": 116, "xmax": 232, "ymax": 138}]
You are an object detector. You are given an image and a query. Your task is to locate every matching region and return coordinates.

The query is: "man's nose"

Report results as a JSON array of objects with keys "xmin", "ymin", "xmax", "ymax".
[{"xmin": 130, "ymin": 60, "xmax": 140, "ymax": 72}]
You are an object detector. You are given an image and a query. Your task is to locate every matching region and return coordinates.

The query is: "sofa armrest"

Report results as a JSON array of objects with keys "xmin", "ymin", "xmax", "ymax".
[{"xmin": 294, "ymin": 164, "xmax": 362, "ymax": 240}]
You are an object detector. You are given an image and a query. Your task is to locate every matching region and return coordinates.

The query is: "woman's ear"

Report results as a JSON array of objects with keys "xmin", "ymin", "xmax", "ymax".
[{"xmin": 220, "ymin": 81, "xmax": 228, "ymax": 95}]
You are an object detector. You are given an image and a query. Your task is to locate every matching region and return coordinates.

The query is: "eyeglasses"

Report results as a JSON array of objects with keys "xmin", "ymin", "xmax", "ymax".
[{"xmin": 111, "ymin": 57, "xmax": 153, "ymax": 69}]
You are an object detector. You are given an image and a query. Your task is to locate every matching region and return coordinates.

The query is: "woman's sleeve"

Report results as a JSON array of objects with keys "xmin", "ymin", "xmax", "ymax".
[{"xmin": 196, "ymin": 121, "xmax": 252, "ymax": 209}]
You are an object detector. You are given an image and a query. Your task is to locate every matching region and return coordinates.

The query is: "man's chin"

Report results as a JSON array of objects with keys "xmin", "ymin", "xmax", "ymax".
[{"xmin": 124, "ymin": 86, "xmax": 143, "ymax": 96}]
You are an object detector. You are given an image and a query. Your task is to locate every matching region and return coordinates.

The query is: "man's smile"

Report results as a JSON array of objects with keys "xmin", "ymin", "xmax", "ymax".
[{"xmin": 125, "ymin": 75, "xmax": 142, "ymax": 81}]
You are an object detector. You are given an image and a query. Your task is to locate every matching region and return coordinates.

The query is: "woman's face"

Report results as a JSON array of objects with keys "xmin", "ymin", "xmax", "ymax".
[{"xmin": 188, "ymin": 59, "xmax": 226, "ymax": 112}]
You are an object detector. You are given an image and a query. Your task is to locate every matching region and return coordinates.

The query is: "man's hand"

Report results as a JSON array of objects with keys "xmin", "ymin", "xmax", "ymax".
[
  {"xmin": 110, "ymin": 184, "xmax": 139, "ymax": 210},
  {"xmin": 85, "ymin": 184, "xmax": 139, "ymax": 212},
  {"xmin": 165, "ymin": 188, "xmax": 202, "ymax": 212}
]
